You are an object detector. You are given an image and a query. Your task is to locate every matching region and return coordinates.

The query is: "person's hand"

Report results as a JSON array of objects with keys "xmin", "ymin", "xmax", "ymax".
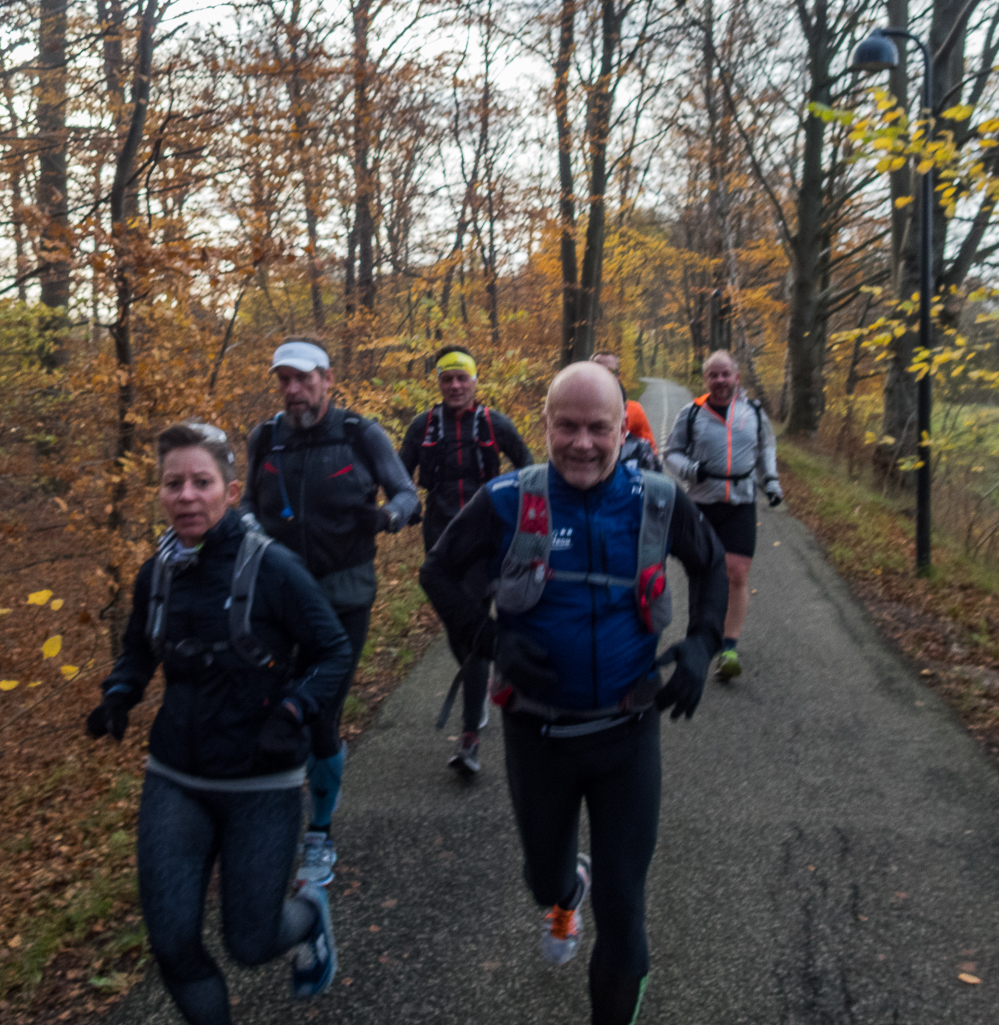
[
  {"xmin": 655, "ymin": 635, "xmax": 714, "ymax": 720},
  {"xmin": 356, "ymin": 503, "xmax": 392, "ymax": 534},
  {"xmin": 256, "ymin": 700, "xmax": 310, "ymax": 770},
  {"xmin": 766, "ymin": 482, "xmax": 783, "ymax": 508},
  {"xmin": 494, "ymin": 632, "xmax": 559, "ymax": 697},
  {"xmin": 695, "ymin": 462, "xmax": 709, "ymax": 484},
  {"xmin": 86, "ymin": 693, "xmax": 129, "ymax": 741}
]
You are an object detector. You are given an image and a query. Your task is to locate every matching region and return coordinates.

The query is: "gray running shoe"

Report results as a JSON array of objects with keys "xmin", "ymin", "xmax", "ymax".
[
  {"xmin": 540, "ymin": 853, "xmax": 591, "ymax": 965},
  {"xmin": 478, "ymin": 699, "xmax": 490, "ymax": 730},
  {"xmin": 296, "ymin": 831, "xmax": 336, "ymax": 887},
  {"xmin": 448, "ymin": 731, "xmax": 481, "ymax": 774}
]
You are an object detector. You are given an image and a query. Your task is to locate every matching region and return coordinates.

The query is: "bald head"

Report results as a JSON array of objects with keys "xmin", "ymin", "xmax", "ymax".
[
  {"xmin": 703, "ymin": 349, "xmax": 740, "ymax": 407},
  {"xmin": 543, "ymin": 362, "xmax": 627, "ymax": 490},
  {"xmin": 702, "ymin": 350, "xmax": 738, "ymax": 375}
]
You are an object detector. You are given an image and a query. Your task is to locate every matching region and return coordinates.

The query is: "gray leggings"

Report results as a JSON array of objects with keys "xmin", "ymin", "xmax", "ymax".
[{"xmin": 138, "ymin": 771, "xmax": 316, "ymax": 1025}]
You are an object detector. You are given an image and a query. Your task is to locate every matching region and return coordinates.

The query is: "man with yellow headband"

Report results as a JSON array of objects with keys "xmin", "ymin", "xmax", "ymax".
[{"xmin": 400, "ymin": 344, "xmax": 532, "ymax": 773}]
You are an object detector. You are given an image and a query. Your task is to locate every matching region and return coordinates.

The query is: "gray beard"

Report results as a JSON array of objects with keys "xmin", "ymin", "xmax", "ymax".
[{"xmin": 286, "ymin": 403, "xmax": 323, "ymax": 430}]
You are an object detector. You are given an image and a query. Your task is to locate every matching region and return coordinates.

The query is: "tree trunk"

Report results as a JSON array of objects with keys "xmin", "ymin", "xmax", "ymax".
[
  {"xmin": 353, "ymin": 0, "xmax": 375, "ymax": 313},
  {"xmin": 785, "ymin": 1, "xmax": 830, "ymax": 435},
  {"xmin": 882, "ymin": 0, "xmax": 967, "ymax": 451},
  {"xmin": 36, "ymin": 0, "xmax": 70, "ymax": 365},
  {"xmin": 575, "ymin": 0, "xmax": 621, "ymax": 361},
  {"xmin": 105, "ymin": 0, "xmax": 158, "ymax": 655},
  {"xmin": 555, "ymin": 0, "xmax": 579, "ymax": 367},
  {"xmin": 291, "ymin": 66, "xmax": 326, "ymax": 334},
  {"xmin": 0, "ymin": 57, "xmax": 29, "ymax": 302}
]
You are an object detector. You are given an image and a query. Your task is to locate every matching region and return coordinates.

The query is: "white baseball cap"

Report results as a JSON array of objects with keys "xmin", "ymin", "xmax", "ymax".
[{"xmin": 270, "ymin": 340, "xmax": 330, "ymax": 373}]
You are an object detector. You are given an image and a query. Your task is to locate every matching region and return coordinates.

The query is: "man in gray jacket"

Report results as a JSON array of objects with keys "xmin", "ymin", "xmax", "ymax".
[{"xmin": 665, "ymin": 350, "xmax": 782, "ymax": 680}]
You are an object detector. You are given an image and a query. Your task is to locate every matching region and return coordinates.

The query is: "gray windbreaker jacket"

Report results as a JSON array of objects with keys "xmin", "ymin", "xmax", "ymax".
[{"xmin": 665, "ymin": 392, "xmax": 781, "ymax": 506}]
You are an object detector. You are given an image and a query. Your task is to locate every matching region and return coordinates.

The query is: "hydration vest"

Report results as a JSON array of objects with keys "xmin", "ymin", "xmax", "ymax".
[
  {"xmin": 684, "ymin": 394, "xmax": 763, "ymax": 482},
  {"xmin": 419, "ymin": 403, "xmax": 499, "ymax": 490},
  {"xmin": 494, "ymin": 464, "xmax": 676, "ymax": 633},
  {"xmin": 145, "ymin": 516, "xmax": 280, "ymax": 670}
]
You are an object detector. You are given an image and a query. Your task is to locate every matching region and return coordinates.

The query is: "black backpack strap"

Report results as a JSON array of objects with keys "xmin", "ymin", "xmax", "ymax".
[
  {"xmin": 229, "ymin": 528, "xmax": 276, "ymax": 669},
  {"xmin": 145, "ymin": 555, "xmax": 171, "ymax": 657},
  {"xmin": 249, "ymin": 418, "xmax": 277, "ymax": 495},
  {"xmin": 342, "ymin": 411, "xmax": 378, "ymax": 480},
  {"xmin": 684, "ymin": 402, "xmax": 700, "ymax": 458}
]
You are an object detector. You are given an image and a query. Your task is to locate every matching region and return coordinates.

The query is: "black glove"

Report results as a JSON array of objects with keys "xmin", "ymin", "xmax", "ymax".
[
  {"xmin": 356, "ymin": 503, "xmax": 392, "ymax": 534},
  {"xmin": 256, "ymin": 701, "xmax": 310, "ymax": 771},
  {"xmin": 768, "ymin": 492, "xmax": 782, "ymax": 508},
  {"xmin": 695, "ymin": 462, "xmax": 709, "ymax": 484},
  {"xmin": 86, "ymin": 692, "xmax": 130, "ymax": 741},
  {"xmin": 494, "ymin": 632, "xmax": 560, "ymax": 698},
  {"xmin": 655, "ymin": 635, "xmax": 714, "ymax": 720}
]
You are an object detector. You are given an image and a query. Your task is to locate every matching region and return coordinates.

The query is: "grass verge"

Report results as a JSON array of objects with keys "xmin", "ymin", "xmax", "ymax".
[{"xmin": 780, "ymin": 439, "xmax": 999, "ymax": 762}]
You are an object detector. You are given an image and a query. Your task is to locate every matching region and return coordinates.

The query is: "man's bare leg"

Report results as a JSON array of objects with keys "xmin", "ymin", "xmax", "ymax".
[
  {"xmin": 723, "ymin": 553, "xmax": 752, "ymax": 640},
  {"xmin": 718, "ymin": 553, "xmax": 752, "ymax": 680}
]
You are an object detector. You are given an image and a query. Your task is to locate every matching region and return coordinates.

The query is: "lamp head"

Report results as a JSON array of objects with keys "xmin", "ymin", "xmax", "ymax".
[{"xmin": 851, "ymin": 29, "xmax": 900, "ymax": 72}]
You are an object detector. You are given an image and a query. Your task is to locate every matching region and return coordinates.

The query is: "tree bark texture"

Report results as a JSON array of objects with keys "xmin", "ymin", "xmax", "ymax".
[
  {"xmin": 109, "ymin": 0, "xmax": 157, "ymax": 481},
  {"xmin": 785, "ymin": 0, "xmax": 831, "ymax": 435},
  {"xmin": 36, "ymin": 0, "xmax": 70, "ymax": 362},
  {"xmin": 882, "ymin": 0, "xmax": 984, "ymax": 450},
  {"xmin": 556, "ymin": 0, "xmax": 578, "ymax": 367},
  {"xmin": 575, "ymin": 0, "xmax": 621, "ymax": 362}
]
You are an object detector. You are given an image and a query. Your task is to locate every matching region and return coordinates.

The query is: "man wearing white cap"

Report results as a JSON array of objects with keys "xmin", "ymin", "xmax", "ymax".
[
  {"xmin": 400, "ymin": 344, "xmax": 532, "ymax": 773},
  {"xmin": 244, "ymin": 337, "xmax": 419, "ymax": 877}
]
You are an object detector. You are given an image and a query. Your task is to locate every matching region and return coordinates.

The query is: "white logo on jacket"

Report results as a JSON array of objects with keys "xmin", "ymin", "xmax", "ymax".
[{"xmin": 551, "ymin": 527, "xmax": 573, "ymax": 551}]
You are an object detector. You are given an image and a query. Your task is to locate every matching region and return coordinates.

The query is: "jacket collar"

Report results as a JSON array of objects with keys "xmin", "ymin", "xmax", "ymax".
[{"xmin": 547, "ymin": 461, "xmax": 624, "ymax": 503}]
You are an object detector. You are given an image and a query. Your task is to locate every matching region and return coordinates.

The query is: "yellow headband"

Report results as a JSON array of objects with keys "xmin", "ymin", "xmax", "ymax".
[{"xmin": 436, "ymin": 351, "xmax": 477, "ymax": 378}]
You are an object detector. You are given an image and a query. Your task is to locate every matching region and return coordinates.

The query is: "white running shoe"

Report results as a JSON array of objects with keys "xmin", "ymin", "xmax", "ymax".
[
  {"xmin": 296, "ymin": 831, "xmax": 336, "ymax": 887},
  {"xmin": 540, "ymin": 853, "xmax": 591, "ymax": 965}
]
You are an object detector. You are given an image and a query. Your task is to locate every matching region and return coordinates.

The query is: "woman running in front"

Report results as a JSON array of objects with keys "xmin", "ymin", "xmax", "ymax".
[{"xmin": 85, "ymin": 421, "xmax": 353, "ymax": 1025}]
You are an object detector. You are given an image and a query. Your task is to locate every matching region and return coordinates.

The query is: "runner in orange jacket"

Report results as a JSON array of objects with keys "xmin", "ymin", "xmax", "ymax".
[{"xmin": 589, "ymin": 351, "xmax": 658, "ymax": 453}]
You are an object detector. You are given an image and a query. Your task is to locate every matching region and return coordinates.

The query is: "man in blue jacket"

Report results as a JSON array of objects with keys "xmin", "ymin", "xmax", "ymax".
[{"xmin": 420, "ymin": 362, "xmax": 727, "ymax": 1025}]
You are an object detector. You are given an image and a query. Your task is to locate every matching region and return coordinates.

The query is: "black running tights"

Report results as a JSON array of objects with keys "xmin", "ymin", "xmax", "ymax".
[
  {"xmin": 503, "ymin": 709, "xmax": 661, "ymax": 989},
  {"xmin": 137, "ymin": 772, "xmax": 317, "ymax": 1025},
  {"xmin": 311, "ymin": 603, "xmax": 372, "ymax": 758}
]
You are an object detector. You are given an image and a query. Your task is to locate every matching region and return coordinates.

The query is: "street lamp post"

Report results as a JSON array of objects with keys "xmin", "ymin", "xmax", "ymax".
[{"xmin": 851, "ymin": 27, "xmax": 934, "ymax": 574}]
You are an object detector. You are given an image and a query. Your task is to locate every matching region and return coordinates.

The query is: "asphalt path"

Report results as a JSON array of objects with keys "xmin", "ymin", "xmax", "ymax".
[{"xmin": 107, "ymin": 380, "xmax": 999, "ymax": 1025}]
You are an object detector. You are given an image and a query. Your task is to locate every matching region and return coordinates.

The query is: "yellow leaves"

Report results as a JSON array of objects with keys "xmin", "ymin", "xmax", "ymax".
[
  {"xmin": 958, "ymin": 972, "xmax": 982, "ymax": 985},
  {"xmin": 28, "ymin": 680, "xmax": 42, "ymax": 688},
  {"xmin": 978, "ymin": 118, "xmax": 999, "ymax": 134},
  {"xmin": 872, "ymin": 138, "xmax": 895, "ymax": 151},
  {"xmin": 888, "ymin": 157, "xmax": 906, "ymax": 172},
  {"xmin": 0, "ymin": 608, "xmax": 11, "ymax": 616},
  {"xmin": 941, "ymin": 104, "xmax": 974, "ymax": 121},
  {"xmin": 42, "ymin": 635, "xmax": 63, "ymax": 659},
  {"xmin": 28, "ymin": 590, "xmax": 53, "ymax": 606},
  {"xmin": 60, "ymin": 666, "xmax": 80, "ymax": 680},
  {"xmin": 916, "ymin": 159, "xmax": 934, "ymax": 174},
  {"xmin": 0, "ymin": 680, "xmax": 19, "ymax": 691},
  {"xmin": 50, "ymin": 599, "xmax": 64, "ymax": 611},
  {"xmin": 894, "ymin": 196, "xmax": 914, "ymax": 208}
]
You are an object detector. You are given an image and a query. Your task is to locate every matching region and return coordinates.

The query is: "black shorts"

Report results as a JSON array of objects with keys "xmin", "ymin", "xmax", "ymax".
[{"xmin": 696, "ymin": 501, "xmax": 757, "ymax": 558}]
